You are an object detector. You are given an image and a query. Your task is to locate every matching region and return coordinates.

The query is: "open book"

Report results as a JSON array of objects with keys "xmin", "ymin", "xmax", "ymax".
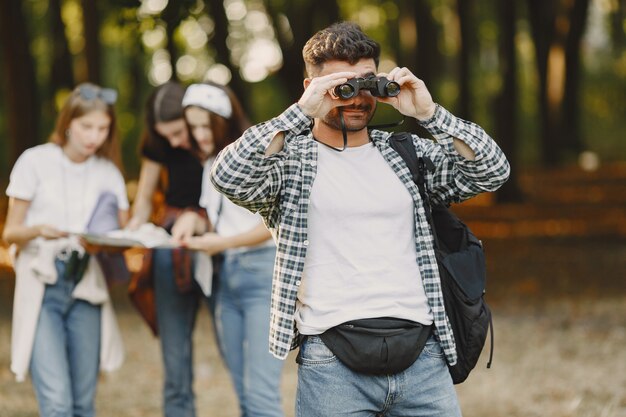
[{"xmin": 81, "ymin": 223, "xmax": 176, "ymax": 249}]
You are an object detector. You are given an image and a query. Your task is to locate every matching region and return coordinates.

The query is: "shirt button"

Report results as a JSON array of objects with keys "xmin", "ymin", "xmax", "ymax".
[
  {"xmin": 295, "ymin": 280, "xmax": 301, "ymax": 286},
  {"xmin": 303, "ymin": 240, "xmax": 309, "ymax": 246}
]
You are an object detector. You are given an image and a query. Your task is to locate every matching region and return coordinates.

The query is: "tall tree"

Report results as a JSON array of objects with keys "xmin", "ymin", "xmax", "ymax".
[
  {"xmin": 160, "ymin": 2, "xmax": 190, "ymax": 81},
  {"xmin": 388, "ymin": 1, "xmax": 420, "ymax": 134},
  {"xmin": 49, "ymin": 0, "xmax": 75, "ymax": 90},
  {"xmin": 527, "ymin": 0, "xmax": 558, "ymax": 166},
  {"xmin": 527, "ymin": 0, "xmax": 590, "ymax": 166},
  {"xmin": 395, "ymin": 1, "xmax": 418, "ymax": 68},
  {"xmin": 265, "ymin": 0, "xmax": 340, "ymax": 103},
  {"xmin": 411, "ymin": 0, "xmax": 441, "ymax": 137},
  {"xmin": 81, "ymin": 0, "xmax": 101, "ymax": 83},
  {"xmin": 206, "ymin": 0, "xmax": 248, "ymax": 107},
  {"xmin": 0, "ymin": 0, "xmax": 40, "ymax": 165},
  {"xmin": 414, "ymin": 0, "xmax": 439, "ymax": 89},
  {"xmin": 610, "ymin": 0, "xmax": 626, "ymax": 57},
  {"xmin": 494, "ymin": 0, "xmax": 523, "ymax": 202},
  {"xmin": 456, "ymin": 0, "xmax": 473, "ymax": 119},
  {"xmin": 562, "ymin": 0, "xmax": 590, "ymax": 156}
]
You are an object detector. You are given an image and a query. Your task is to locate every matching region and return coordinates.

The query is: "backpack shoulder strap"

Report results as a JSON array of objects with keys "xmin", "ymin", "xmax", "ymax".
[
  {"xmin": 388, "ymin": 132, "xmax": 434, "ymax": 201},
  {"xmin": 388, "ymin": 132, "xmax": 420, "ymax": 184},
  {"xmin": 388, "ymin": 132, "xmax": 439, "ymax": 243}
]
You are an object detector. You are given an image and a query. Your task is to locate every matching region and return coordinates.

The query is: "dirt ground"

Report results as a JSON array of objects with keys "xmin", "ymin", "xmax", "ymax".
[
  {"xmin": 1, "ymin": 235, "xmax": 626, "ymax": 417},
  {"xmin": 1, "ymin": 143, "xmax": 625, "ymax": 417}
]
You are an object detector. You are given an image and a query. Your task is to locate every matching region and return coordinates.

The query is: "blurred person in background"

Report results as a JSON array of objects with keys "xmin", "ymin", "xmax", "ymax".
[
  {"xmin": 176, "ymin": 82, "xmax": 285, "ymax": 417},
  {"xmin": 127, "ymin": 81, "xmax": 211, "ymax": 417},
  {"xmin": 2, "ymin": 83, "xmax": 128, "ymax": 417}
]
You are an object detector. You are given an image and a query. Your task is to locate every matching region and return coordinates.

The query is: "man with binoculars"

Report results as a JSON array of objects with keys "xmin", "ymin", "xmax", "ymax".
[{"xmin": 211, "ymin": 21, "xmax": 509, "ymax": 417}]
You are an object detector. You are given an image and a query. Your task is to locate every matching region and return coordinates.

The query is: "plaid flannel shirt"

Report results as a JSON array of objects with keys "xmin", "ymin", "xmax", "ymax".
[{"xmin": 211, "ymin": 103, "xmax": 510, "ymax": 364}]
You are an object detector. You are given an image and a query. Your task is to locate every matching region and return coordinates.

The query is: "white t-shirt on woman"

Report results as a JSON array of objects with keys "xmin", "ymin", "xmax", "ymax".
[
  {"xmin": 200, "ymin": 157, "xmax": 273, "ymax": 254},
  {"xmin": 6, "ymin": 143, "xmax": 129, "ymax": 234}
]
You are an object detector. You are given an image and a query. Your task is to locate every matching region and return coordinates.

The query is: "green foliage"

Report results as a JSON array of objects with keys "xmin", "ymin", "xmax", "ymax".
[
  {"xmin": 1, "ymin": 0, "xmax": 625, "ymax": 183},
  {"xmin": 246, "ymin": 76, "xmax": 291, "ymax": 123},
  {"xmin": 581, "ymin": 69, "xmax": 626, "ymax": 162}
]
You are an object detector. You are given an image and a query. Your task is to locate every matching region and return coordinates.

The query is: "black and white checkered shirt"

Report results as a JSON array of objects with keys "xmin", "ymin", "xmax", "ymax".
[{"xmin": 211, "ymin": 103, "xmax": 510, "ymax": 364}]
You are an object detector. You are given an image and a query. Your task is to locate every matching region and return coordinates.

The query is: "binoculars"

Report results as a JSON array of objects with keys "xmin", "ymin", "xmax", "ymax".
[{"xmin": 333, "ymin": 75, "xmax": 401, "ymax": 99}]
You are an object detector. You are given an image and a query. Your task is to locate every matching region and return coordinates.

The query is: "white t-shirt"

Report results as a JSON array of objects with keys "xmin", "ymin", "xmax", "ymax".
[
  {"xmin": 5, "ymin": 143, "xmax": 129, "ymax": 234},
  {"xmin": 200, "ymin": 157, "xmax": 273, "ymax": 253},
  {"xmin": 295, "ymin": 142, "xmax": 433, "ymax": 335}
]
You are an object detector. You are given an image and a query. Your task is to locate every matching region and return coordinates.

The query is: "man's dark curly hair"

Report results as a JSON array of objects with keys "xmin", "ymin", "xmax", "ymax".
[{"xmin": 302, "ymin": 21, "xmax": 380, "ymax": 77}]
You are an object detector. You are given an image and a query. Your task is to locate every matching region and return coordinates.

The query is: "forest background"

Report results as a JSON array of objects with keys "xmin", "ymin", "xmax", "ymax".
[
  {"xmin": 1, "ymin": 0, "xmax": 625, "ymax": 185},
  {"xmin": 0, "ymin": 0, "xmax": 626, "ymax": 416}
]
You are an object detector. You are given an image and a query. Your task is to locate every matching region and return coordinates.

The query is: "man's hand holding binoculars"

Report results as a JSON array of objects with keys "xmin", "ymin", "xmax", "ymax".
[
  {"xmin": 298, "ymin": 71, "xmax": 358, "ymax": 119},
  {"xmin": 298, "ymin": 66, "xmax": 437, "ymax": 122},
  {"xmin": 377, "ymin": 66, "xmax": 437, "ymax": 122}
]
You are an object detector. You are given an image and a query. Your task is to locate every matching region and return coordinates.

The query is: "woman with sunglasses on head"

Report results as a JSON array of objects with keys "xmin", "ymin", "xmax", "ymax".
[
  {"xmin": 2, "ymin": 83, "xmax": 128, "ymax": 417},
  {"xmin": 176, "ymin": 82, "xmax": 285, "ymax": 417},
  {"xmin": 126, "ymin": 81, "xmax": 210, "ymax": 417}
]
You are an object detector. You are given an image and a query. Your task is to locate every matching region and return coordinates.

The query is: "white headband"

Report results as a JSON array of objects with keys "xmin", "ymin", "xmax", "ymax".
[{"xmin": 182, "ymin": 84, "xmax": 233, "ymax": 119}]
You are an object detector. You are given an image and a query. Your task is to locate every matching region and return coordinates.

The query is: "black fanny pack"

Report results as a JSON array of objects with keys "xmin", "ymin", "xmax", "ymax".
[{"xmin": 314, "ymin": 317, "xmax": 432, "ymax": 375}]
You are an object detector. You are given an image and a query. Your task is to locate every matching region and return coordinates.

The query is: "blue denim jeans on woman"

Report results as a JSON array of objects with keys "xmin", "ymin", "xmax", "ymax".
[
  {"xmin": 296, "ymin": 335, "xmax": 462, "ymax": 417},
  {"xmin": 153, "ymin": 248, "xmax": 213, "ymax": 417},
  {"xmin": 215, "ymin": 246, "xmax": 284, "ymax": 417},
  {"xmin": 30, "ymin": 259, "xmax": 102, "ymax": 417}
]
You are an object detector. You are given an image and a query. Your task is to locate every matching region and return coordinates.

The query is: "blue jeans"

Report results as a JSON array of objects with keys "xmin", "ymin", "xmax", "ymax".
[
  {"xmin": 296, "ymin": 335, "xmax": 462, "ymax": 417},
  {"xmin": 215, "ymin": 246, "xmax": 284, "ymax": 417},
  {"xmin": 153, "ymin": 248, "xmax": 214, "ymax": 417},
  {"xmin": 30, "ymin": 259, "xmax": 102, "ymax": 417}
]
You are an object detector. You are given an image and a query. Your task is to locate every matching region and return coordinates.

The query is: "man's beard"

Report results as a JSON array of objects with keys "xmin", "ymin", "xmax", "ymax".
[{"xmin": 322, "ymin": 103, "xmax": 376, "ymax": 132}]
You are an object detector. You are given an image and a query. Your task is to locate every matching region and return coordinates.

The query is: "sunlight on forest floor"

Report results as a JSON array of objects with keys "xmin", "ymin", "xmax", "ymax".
[
  {"xmin": 1, "ymin": 289, "xmax": 625, "ymax": 417},
  {"xmin": 1, "ymin": 163, "xmax": 626, "ymax": 416}
]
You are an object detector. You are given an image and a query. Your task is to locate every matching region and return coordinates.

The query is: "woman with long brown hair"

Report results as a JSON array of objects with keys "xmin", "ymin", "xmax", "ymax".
[
  {"xmin": 127, "ymin": 81, "xmax": 210, "ymax": 417},
  {"xmin": 2, "ymin": 83, "xmax": 128, "ymax": 416}
]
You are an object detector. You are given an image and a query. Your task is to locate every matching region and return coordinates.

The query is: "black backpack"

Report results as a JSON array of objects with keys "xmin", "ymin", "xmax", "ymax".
[{"xmin": 389, "ymin": 132, "xmax": 494, "ymax": 384}]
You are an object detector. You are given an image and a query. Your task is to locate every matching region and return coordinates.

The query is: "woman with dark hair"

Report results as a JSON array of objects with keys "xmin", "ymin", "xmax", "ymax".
[
  {"xmin": 3, "ymin": 83, "xmax": 128, "ymax": 416},
  {"xmin": 177, "ymin": 82, "xmax": 285, "ymax": 417},
  {"xmin": 127, "ymin": 81, "xmax": 209, "ymax": 417},
  {"xmin": 127, "ymin": 81, "xmax": 202, "ymax": 230}
]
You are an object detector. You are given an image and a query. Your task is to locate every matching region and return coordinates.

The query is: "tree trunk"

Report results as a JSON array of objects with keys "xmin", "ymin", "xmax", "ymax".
[
  {"xmin": 456, "ymin": 0, "xmax": 473, "ymax": 119},
  {"xmin": 0, "ymin": 0, "xmax": 40, "ymax": 166},
  {"xmin": 266, "ymin": 0, "xmax": 340, "ymax": 103},
  {"xmin": 495, "ymin": 0, "xmax": 523, "ymax": 202},
  {"xmin": 81, "ymin": 0, "xmax": 101, "ymax": 83},
  {"xmin": 161, "ymin": 3, "xmax": 183, "ymax": 81},
  {"xmin": 207, "ymin": 0, "xmax": 247, "ymax": 109},
  {"xmin": 394, "ymin": 0, "xmax": 416, "ymax": 67},
  {"xmin": 528, "ymin": 0, "xmax": 590, "ymax": 166},
  {"xmin": 123, "ymin": 33, "xmax": 147, "ymax": 178},
  {"xmin": 265, "ymin": 0, "xmax": 315, "ymax": 103},
  {"xmin": 414, "ymin": 0, "xmax": 439, "ymax": 89},
  {"xmin": 610, "ymin": 0, "xmax": 625, "ymax": 57},
  {"xmin": 527, "ymin": 0, "xmax": 559, "ymax": 166},
  {"xmin": 49, "ymin": 0, "xmax": 74, "ymax": 90},
  {"xmin": 562, "ymin": 0, "xmax": 590, "ymax": 156},
  {"xmin": 313, "ymin": 0, "xmax": 340, "ymax": 30},
  {"xmin": 413, "ymin": 0, "xmax": 440, "ymax": 137}
]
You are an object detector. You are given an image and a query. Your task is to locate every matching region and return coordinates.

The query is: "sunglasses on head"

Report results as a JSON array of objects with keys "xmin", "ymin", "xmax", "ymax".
[{"xmin": 78, "ymin": 84, "xmax": 118, "ymax": 105}]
